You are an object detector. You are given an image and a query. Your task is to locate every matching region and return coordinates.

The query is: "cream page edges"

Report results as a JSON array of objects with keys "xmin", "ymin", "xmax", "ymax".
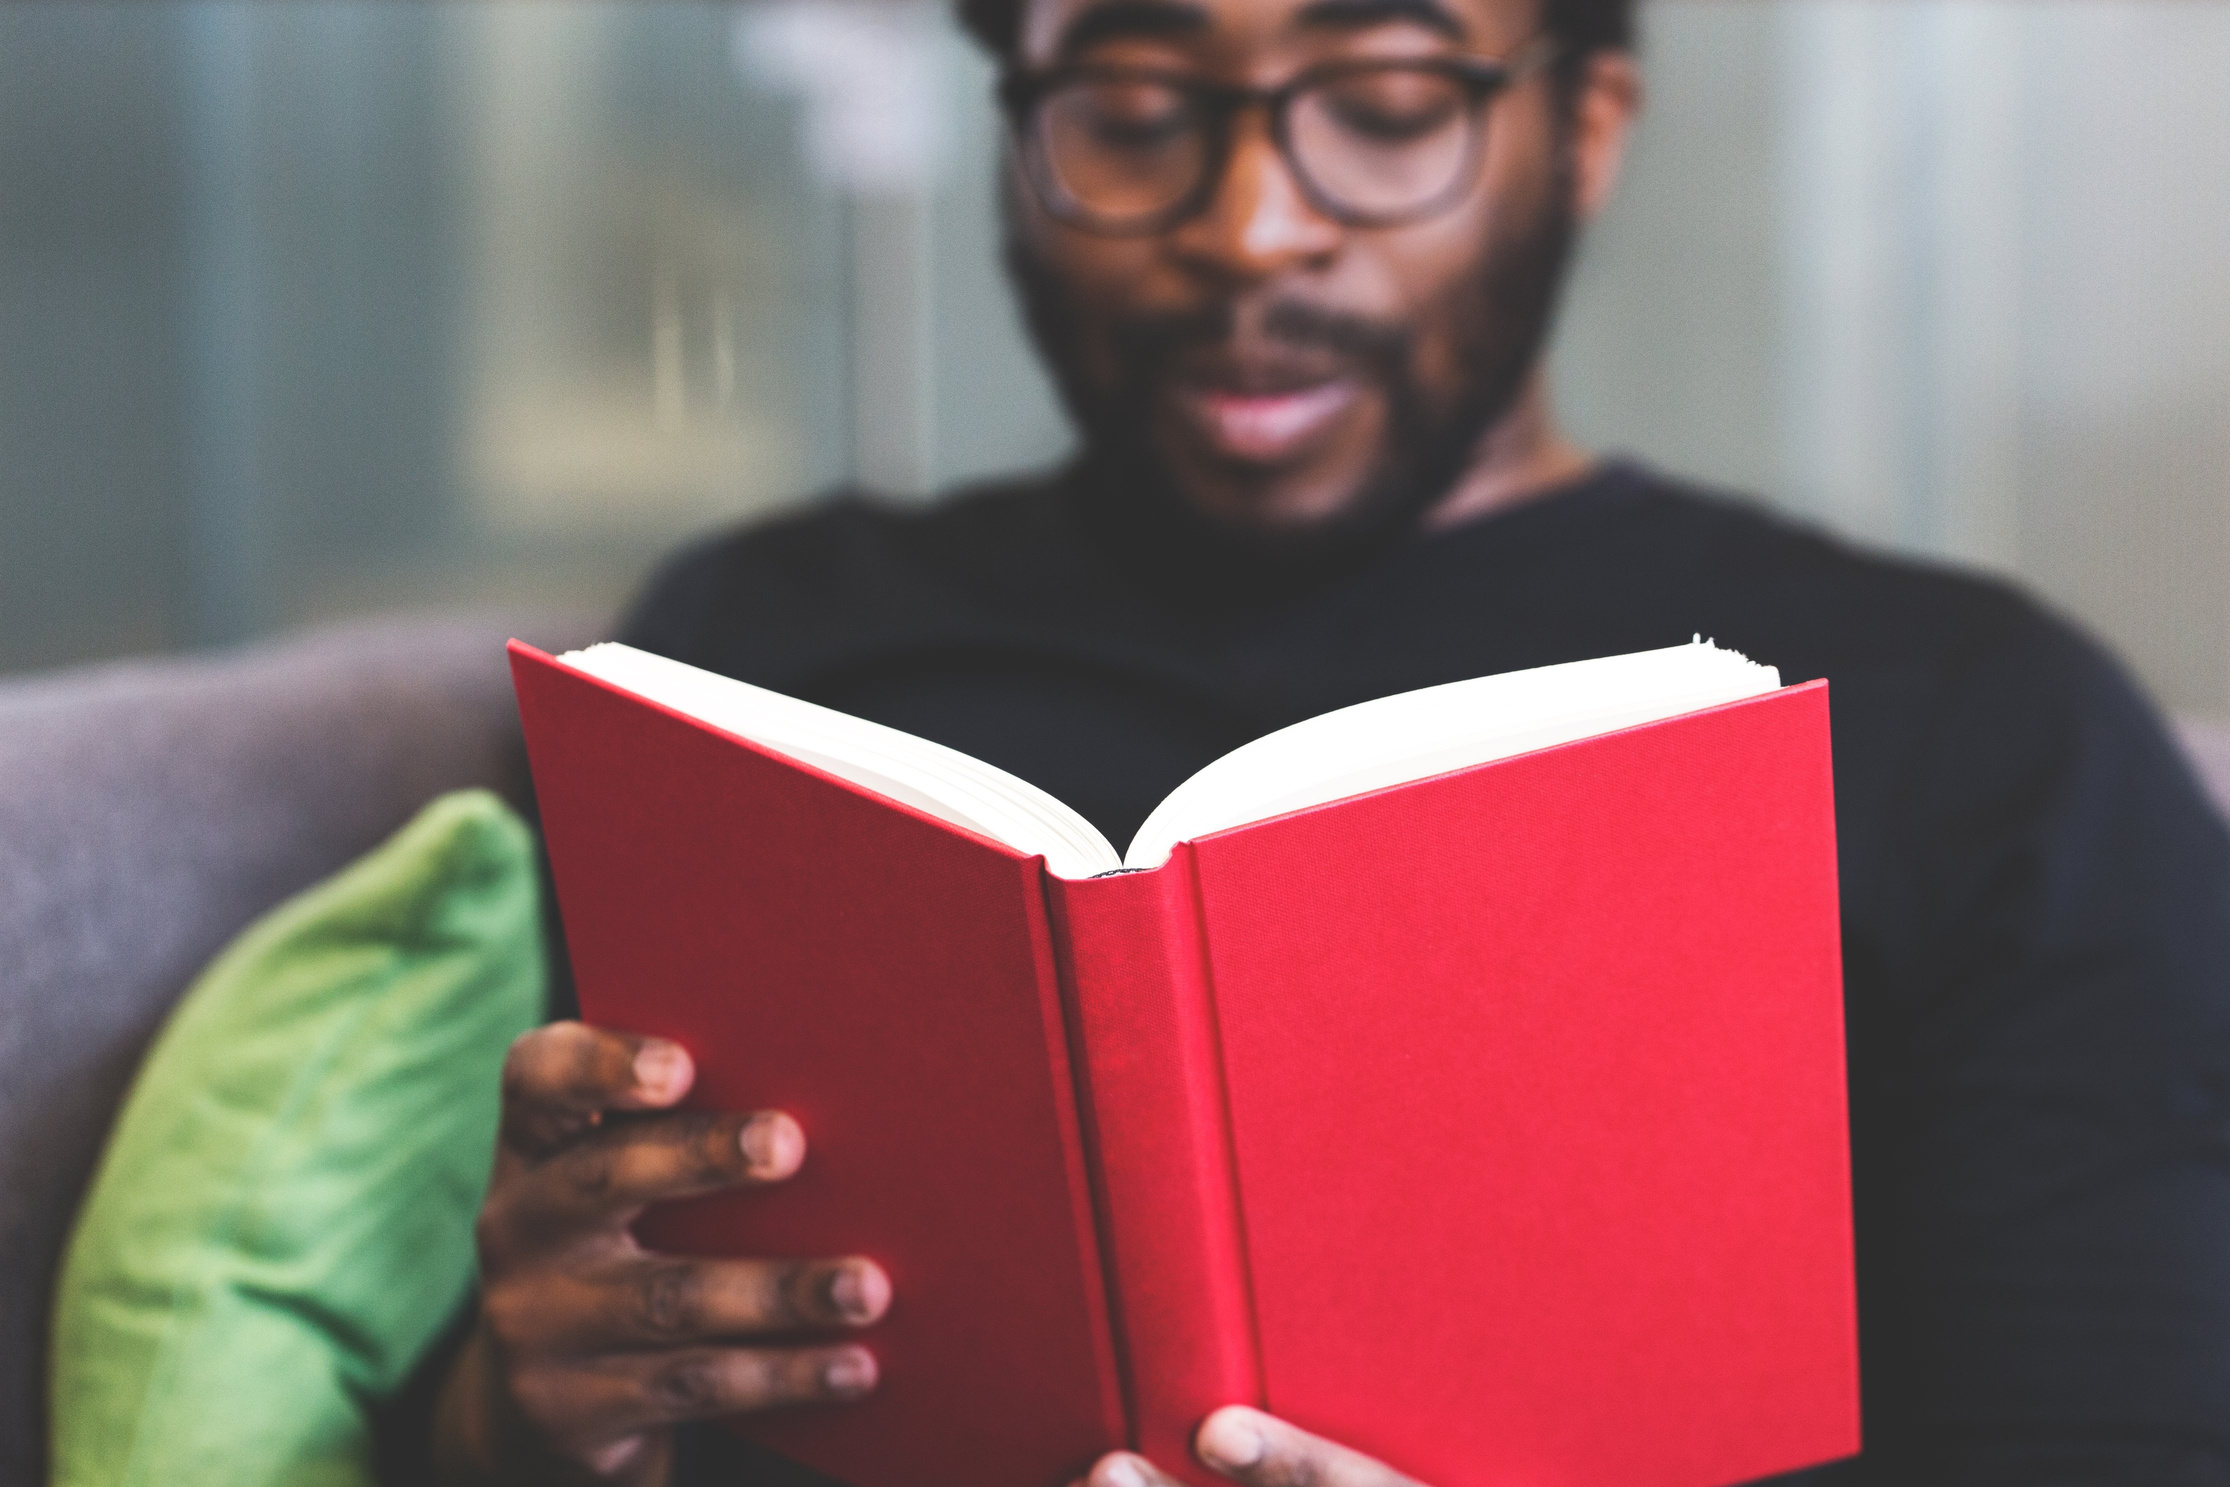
[{"xmin": 556, "ymin": 640, "xmax": 1782, "ymax": 882}]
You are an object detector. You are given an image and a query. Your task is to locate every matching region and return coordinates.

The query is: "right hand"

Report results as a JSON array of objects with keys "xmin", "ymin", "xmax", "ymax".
[{"xmin": 433, "ymin": 1021, "xmax": 892, "ymax": 1486}]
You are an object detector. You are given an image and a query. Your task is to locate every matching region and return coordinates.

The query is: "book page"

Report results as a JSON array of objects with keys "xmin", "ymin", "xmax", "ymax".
[
  {"xmin": 558, "ymin": 645, "xmax": 1125, "ymax": 878},
  {"xmin": 1122, "ymin": 640, "xmax": 1780, "ymax": 869},
  {"xmin": 559, "ymin": 639, "xmax": 1778, "ymax": 881}
]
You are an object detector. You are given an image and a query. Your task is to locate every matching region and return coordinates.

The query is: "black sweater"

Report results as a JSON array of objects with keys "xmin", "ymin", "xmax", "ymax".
[{"xmin": 618, "ymin": 460, "xmax": 2230, "ymax": 1484}]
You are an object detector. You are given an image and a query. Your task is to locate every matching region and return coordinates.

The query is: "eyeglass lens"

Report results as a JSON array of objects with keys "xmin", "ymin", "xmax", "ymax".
[
  {"xmin": 1030, "ymin": 67, "xmax": 1484, "ymax": 229},
  {"xmin": 1039, "ymin": 78, "xmax": 1210, "ymax": 224},
  {"xmin": 1288, "ymin": 69, "xmax": 1476, "ymax": 220}
]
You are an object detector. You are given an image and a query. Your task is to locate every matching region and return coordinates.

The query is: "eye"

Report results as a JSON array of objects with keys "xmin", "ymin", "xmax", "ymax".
[
  {"xmin": 1068, "ymin": 80, "xmax": 1195, "ymax": 150},
  {"xmin": 1316, "ymin": 72, "xmax": 1464, "ymax": 144}
]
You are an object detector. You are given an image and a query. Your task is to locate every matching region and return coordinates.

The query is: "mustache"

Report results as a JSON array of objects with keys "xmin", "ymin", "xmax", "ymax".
[{"xmin": 1110, "ymin": 296, "xmax": 1410, "ymax": 369}]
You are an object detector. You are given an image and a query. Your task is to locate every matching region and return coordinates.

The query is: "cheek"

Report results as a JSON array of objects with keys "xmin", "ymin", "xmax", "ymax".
[
  {"xmin": 1010, "ymin": 169, "xmax": 1145, "ymax": 290},
  {"xmin": 1352, "ymin": 218, "xmax": 1497, "ymax": 399},
  {"xmin": 1015, "ymin": 206, "xmax": 1167, "ymax": 364},
  {"xmin": 1367, "ymin": 107, "xmax": 1560, "ymax": 396}
]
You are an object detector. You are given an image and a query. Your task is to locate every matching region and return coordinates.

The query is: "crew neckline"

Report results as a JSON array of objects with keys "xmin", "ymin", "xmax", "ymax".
[{"xmin": 1053, "ymin": 454, "xmax": 1651, "ymax": 616}]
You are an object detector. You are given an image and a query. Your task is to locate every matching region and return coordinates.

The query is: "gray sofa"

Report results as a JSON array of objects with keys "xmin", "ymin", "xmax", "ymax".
[
  {"xmin": 0, "ymin": 618, "xmax": 2224, "ymax": 1482},
  {"xmin": 0, "ymin": 611, "xmax": 599, "ymax": 1484}
]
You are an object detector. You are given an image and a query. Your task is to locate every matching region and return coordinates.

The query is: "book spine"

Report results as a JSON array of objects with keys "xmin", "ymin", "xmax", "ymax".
[{"xmin": 1046, "ymin": 848, "xmax": 1260, "ymax": 1482}]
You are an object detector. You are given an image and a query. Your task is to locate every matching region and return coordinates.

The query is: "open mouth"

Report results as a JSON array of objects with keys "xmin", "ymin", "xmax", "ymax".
[{"xmin": 1168, "ymin": 373, "xmax": 1362, "ymax": 465}]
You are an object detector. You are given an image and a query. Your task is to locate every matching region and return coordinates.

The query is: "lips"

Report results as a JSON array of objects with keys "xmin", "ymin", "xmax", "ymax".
[{"xmin": 1169, "ymin": 376, "xmax": 1362, "ymax": 465}]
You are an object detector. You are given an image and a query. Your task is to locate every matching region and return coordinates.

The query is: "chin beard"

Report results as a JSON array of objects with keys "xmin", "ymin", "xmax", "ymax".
[{"xmin": 1003, "ymin": 147, "xmax": 1580, "ymax": 587}]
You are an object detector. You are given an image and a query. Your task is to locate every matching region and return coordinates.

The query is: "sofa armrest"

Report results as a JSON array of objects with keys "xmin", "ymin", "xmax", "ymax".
[{"xmin": 0, "ymin": 609, "xmax": 598, "ymax": 1483}]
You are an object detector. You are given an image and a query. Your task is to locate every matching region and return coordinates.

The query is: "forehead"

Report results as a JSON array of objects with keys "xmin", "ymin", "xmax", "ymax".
[{"xmin": 1016, "ymin": 0, "xmax": 1538, "ymax": 65}]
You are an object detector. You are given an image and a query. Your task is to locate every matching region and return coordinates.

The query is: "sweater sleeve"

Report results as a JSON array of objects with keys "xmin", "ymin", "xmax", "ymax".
[{"xmin": 1783, "ymin": 621, "xmax": 2230, "ymax": 1485}]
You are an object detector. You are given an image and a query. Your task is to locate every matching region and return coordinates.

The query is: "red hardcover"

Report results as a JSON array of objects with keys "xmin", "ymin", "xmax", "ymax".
[{"xmin": 512, "ymin": 641, "xmax": 1859, "ymax": 1487}]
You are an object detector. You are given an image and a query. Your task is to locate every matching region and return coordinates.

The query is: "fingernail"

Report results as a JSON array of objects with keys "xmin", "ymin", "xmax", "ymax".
[
  {"xmin": 1100, "ymin": 1456, "xmax": 1149, "ymax": 1487},
  {"xmin": 823, "ymin": 1350, "xmax": 877, "ymax": 1397},
  {"xmin": 633, "ymin": 1041, "xmax": 688, "ymax": 1098},
  {"xmin": 1197, "ymin": 1409, "xmax": 1265, "ymax": 1469},
  {"xmin": 827, "ymin": 1261, "xmax": 890, "ymax": 1323},
  {"xmin": 739, "ymin": 1112, "xmax": 802, "ymax": 1174}
]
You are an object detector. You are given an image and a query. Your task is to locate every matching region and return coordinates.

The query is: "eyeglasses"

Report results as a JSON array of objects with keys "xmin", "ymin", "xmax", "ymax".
[{"xmin": 1000, "ymin": 39, "xmax": 1557, "ymax": 236}]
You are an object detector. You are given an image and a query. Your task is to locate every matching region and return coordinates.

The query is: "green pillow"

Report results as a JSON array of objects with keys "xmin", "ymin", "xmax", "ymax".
[{"xmin": 50, "ymin": 789, "xmax": 545, "ymax": 1487}]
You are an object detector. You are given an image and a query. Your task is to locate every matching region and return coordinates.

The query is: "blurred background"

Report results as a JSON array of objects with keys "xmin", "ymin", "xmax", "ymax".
[{"xmin": 3, "ymin": 0, "xmax": 2226, "ymax": 720}]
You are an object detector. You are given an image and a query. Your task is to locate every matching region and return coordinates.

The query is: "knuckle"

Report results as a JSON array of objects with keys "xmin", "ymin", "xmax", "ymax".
[
  {"xmin": 697, "ymin": 1115, "xmax": 746, "ymax": 1180},
  {"xmin": 615, "ymin": 1111, "xmax": 741, "ymax": 1194},
  {"xmin": 1264, "ymin": 1449, "xmax": 1363, "ymax": 1487},
  {"xmin": 502, "ymin": 1023, "xmax": 578, "ymax": 1095},
  {"xmin": 564, "ymin": 1147, "xmax": 618, "ymax": 1203},
  {"xmin": 597, "ymin": 1113, "xmax": 721, "ymax": 1202},
  {"xmin": 631, "ymin": 1263, "xmax": 707, "ymax": 1338},
  {"xmin": 483, "ymin": 1271, "xmax": 579, "ymax": 1358},
  {"xmin": 569, "ymin": 1025, "xmax": 619, "ymax": 1093},
  {"xmin": 474, "ymin": 1187, "xmax": 557, "ymax": 1268},
  {"xmin": 748, "ymin": 1260, "xmax": 812, "ymax": 1328},
  {"xmin": 480, "ymin": 1283, "xmax": 533, "ymax": 1347},
  {"xmin": 662, "ymin": 1110, "xmax": 734, "ymax": 1183},
  {"xmin": 499, "ymin": 1027, "xmax": 622, "ymax": 1162},
  {"xmin": 648, "ymin": 1353, "xmax": 733, "ymax": 1416},
  {"xmin": 507, "ymin": 1365, "xmax": 570, "ymax": 1430},
  {"xmin": 503, "ymin": 1022, "xmax": 641, "ymax": 1116}
]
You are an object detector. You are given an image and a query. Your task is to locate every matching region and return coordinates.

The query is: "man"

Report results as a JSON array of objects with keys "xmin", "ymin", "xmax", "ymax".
[{"xmin": 427, "ymin": 0, "xmax": 2230, "ymax": 1478}]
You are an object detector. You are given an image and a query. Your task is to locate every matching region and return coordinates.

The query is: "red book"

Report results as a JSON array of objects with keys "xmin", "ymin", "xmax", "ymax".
[{"xmin": 510, "ymin": 638, "xmax": 1858, "ymax": 1487}]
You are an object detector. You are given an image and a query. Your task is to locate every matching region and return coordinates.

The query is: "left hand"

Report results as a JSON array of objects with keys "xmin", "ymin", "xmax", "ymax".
[{"xmin": 1073, "ymin": 1406, "xmax": 1426, "ymax": 1487}]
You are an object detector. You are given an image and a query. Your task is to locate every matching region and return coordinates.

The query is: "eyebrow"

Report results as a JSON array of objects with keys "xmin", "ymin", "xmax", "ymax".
[
  {"xmin": 1052, "ymin": 0, "xmax": 1213, "ymax": 59},
  {"xmin": 1291, "ymin": 0, "xmax": 1468, "ymax": 41}
]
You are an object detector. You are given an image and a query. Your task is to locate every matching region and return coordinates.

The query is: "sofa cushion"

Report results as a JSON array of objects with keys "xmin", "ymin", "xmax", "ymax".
[{"xmin": 48, "ymin": 790, "xmax": 543, "ymax": 1487}]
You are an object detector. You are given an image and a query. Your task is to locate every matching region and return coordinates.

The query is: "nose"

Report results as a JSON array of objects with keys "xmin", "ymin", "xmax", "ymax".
[{"xmin": 1166, "ymin": 111, "xmax": 1343, "ymax": 284}]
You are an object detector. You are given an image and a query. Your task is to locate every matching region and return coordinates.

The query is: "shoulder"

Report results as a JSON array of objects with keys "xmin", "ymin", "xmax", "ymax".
[
  {"xmin": 1596, "ymin": 461, "xmax": 2220, "ymax": 863},
  {"xmin": 1593, "ymin": 463, "xmax": 2060, "ymax": 686},
  {"xmin": 1685, "ymin": 474, "xmax": 2126, "ymax": 723},
  {"xmin": 1605, "ymin": 467, "xmax": 2227, "ymax": 976}
]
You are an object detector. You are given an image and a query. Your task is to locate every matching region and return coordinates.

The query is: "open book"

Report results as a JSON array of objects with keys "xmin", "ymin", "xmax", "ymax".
[
  {"xmin": 557, "ymin": 638, "xmax": 1786, "ymax": 878},
  {"xmin": 511, "ymin": 639, "xmax": 1859, "ymax": 1487}
]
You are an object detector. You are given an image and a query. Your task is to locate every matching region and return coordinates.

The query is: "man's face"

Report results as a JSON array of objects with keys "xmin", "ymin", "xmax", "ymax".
[{"xmin": 1004, "ymin": 0, "xmax": 1633, "ymax": 544}]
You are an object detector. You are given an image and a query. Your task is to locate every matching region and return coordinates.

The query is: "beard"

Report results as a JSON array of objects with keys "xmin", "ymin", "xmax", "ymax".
[{"xmin": 1005, "ymin": 141, "xmax": 1581, "ymax": 590}]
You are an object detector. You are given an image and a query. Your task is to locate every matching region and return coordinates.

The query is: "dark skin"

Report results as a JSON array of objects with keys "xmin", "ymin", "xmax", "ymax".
[
  {"xmin": 431, "ymin": 0, "xmax": 1638, "ymax": 1478},
  {"xmin": 1009, "ymin": 0, "xmax": 1634, "ymax": 536},
  {"xmin": 432, "ymin": 1025, "xmax": 890, "ymax": 1485}
]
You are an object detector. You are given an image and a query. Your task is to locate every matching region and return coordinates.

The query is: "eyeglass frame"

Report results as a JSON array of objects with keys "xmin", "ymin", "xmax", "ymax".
[{"xmin": 997, "ymin": 36, "xmax": 1560, "ymax": 236}]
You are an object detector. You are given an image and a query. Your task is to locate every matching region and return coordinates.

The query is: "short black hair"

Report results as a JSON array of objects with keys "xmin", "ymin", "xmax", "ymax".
[{"xmin": 954, "ymin": 0, "xmax": 1636, "ymax": 68}]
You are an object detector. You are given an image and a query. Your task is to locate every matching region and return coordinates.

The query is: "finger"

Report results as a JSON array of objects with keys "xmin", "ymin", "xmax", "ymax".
[
  {"xmin": 510, "ymin": 1255, "xmax": 892, "ymax": 1350},
  {"xmin": 499, "ymin": 1109, "xmax": 804, "ymax": 1234},
  {"xmin": 1086, "ymin": 1451, "xmax": 1190, "ymax": 1487},
  {"xmin": 1195, "ymin": 1407, "xmax": 1423, "ymax": 1487},
  {"xmin": 501, "ymin": 1023, "xmax": 695, "ymax": 1157},
  {"xmin": 481, "ymin": 1108, "xmax": 800, "ymax": 1260},
  {"xmin": 544, "ymin": 1344, "xmax": 879, "ymax": 1436}
]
